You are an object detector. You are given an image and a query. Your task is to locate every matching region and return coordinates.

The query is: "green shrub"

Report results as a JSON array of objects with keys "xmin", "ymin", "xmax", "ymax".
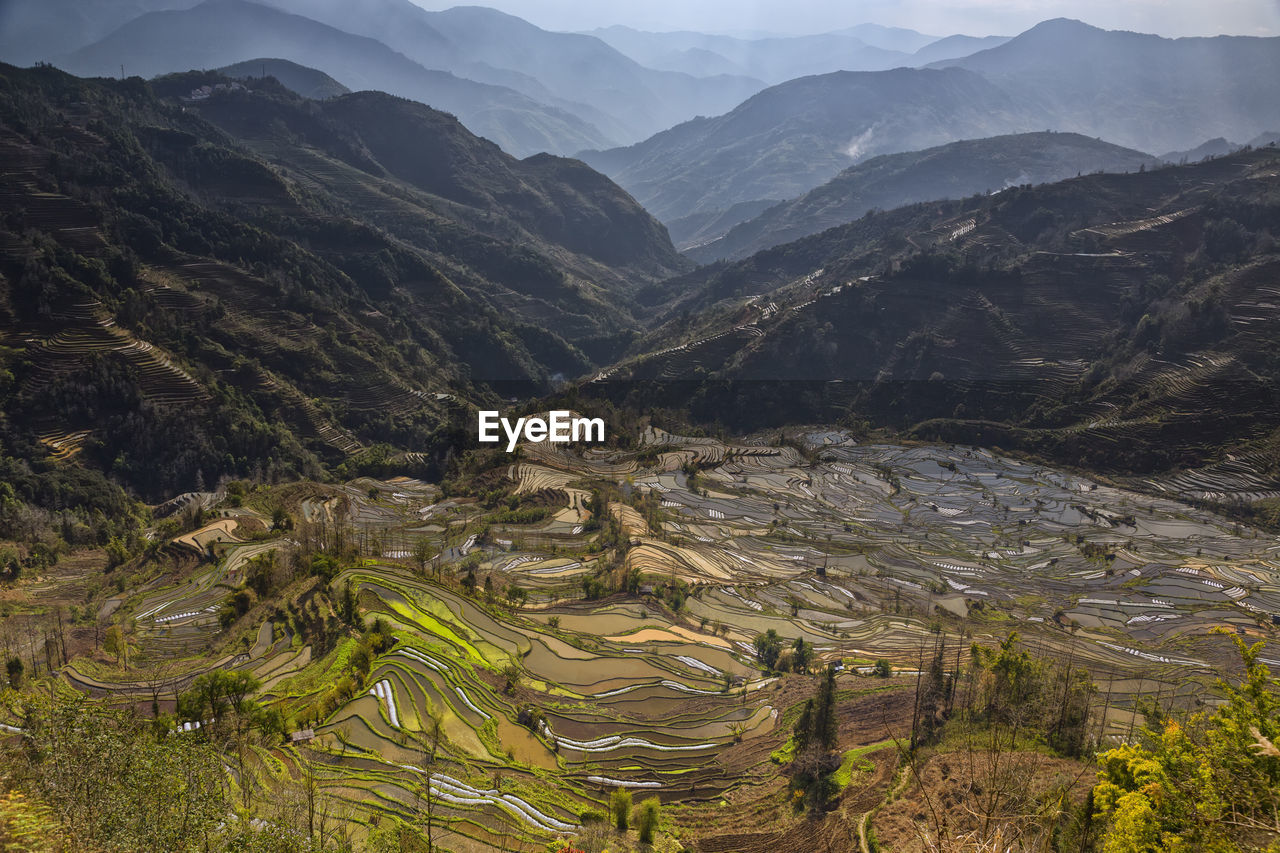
[
  {"xmin": 635, "ymin": 796, "xmax": 660, "ymax": 843},
  {"xmin": 609, "ymin": 788, "xmax": 631, "ymax": 831}
]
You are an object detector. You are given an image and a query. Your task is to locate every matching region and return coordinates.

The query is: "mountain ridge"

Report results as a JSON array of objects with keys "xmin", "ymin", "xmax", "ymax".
[
  {"xmin": 685, "ymin": 131, "xmax": 1158, "ymax": 261},
  {"xmin": 596, "ymin": 145, "xmax": 1280, "ymax": 488},
  {"xmin": 931, "ymin": 18, "xmax": 1280, "ymax": 152},
  {"xmin": 0, "ymin": 62, "xmax": 684, "ymax": 500},
  {"xmin": 54, "ymin": 0, "xmax": 615, "ymax": 157},
  {"xmin": 584, "ymin": 18, "xmax": 1280, "ymax": 233},
  {"xmin": 578, "ymin": 66, "xmax": 1044, "ymax": 227}
]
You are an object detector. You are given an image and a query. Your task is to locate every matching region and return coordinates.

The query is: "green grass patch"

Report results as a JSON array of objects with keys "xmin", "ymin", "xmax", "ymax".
[
  {"xmin": 770, "ymin": 735, "xmax": 796, "ymax": 764},
  {"xmin": 476, "ymin": 717, "xmax": 502, "ymax": 758},
  {"xmin": 833, "ymin": 740, "xmax": 892, "ymax": 790}
]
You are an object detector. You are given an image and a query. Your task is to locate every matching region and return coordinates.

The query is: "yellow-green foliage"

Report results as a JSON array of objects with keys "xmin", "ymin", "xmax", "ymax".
[
  {"xmin": 1092, "ymin": 632, "xmax": 1280, "ymax": 852},
  {"xmin": 352, "ymin": 572, "xmax": 506, "ymax": 668},
  {"xmin": 636, "ymin": 795, "xmax": 661, "ymax": 844},
  {"xmin": 0, "ymin": 788, "xmax": 68, "ymax": 852},
  {"xmin": 832, "ymin": 741, "xmax": 889, "ymax": 791},
  {"xmin": 770, "ymin": 734, "xmax": 796, "ymax": 764},
  {"xmin": 477, "ymin": 717, "xmax": 502, "ymax": 757},
  {"xmin": 610, "ymin": 787, "xmax": 632, "ymax": 831}
]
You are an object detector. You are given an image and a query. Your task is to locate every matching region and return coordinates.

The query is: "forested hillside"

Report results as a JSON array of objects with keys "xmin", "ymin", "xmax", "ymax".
[
  {"xmin": 593, "ymin": 145, "xmax": 1280, "ymax": 500},
  {"xmin": 0, "ymin": 63, "xmax": 683, "ymax": 522}
]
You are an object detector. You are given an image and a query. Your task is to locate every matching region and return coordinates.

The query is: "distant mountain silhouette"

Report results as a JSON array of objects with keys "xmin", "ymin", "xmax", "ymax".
[
  {"xmin": 933, "ymin": 18, "xmax": 1280, "ymax": 153},
  {"xmin": 586, "ymin": 19, "xmax": 1280, "ymax": 229},
  {"xmin": 255, "ymin": 0, "xmax": 765, "ymax": 146},
  {"xmin": 56, "ymin": 0, "xmax": 614, "ymax": 156},
  {"xmin": 579, "ymin": 67, "xmax": 1043, "ymax": 228},
  {"xmin": 0, "ymin": 0, "xmax": 199, "ymax": 64},
  {"xmin": 590, "ymin": 26, "xmax": 923, "ymax": 83},
  {"xmin": 910, "ymin": 34, "xmax": 1011, "ymax": 65}
]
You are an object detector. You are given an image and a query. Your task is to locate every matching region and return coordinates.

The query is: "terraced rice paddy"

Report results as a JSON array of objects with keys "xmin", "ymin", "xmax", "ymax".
[{"xmin": 76, "ymin": 427, "xmax": 1280, "ymax": 846}]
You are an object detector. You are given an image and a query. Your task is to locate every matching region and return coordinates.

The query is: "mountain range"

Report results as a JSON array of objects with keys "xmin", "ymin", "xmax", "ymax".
[
  {"xmin": 2, "ymin": 10, "xmax": 1279, "ymax": 498},
  {"xmin": 683, "ymin": 131, "xmax": 1159, "ymax": 260},
  {"xmin": 583, "ymin": 19, "xmax": 1280, "ymax": 238},
  {"xmin": 52, "ymin": 0, "xmax": 616, "ymax": 157},
  {"xmin": 579, "ymin": 66, "xmax": 1043, "ymax": 230},
  {"xmin": 2, "ymin": 0, "xmax": 765, "ymax": 153},
  {"xmin": 601, "ymin": 145, "xmax": 1280, "ymax": 485},
  {"xmin": 590, "ymin": 24, "xmax": 1009, "ymax": 82},
  {"xmin": 931, "ymin": 19, "xmax": 1280, "ymax": 154},
  {"xmin": 0, "ymin": 63, "xmax": 683, "ymax": 498}
]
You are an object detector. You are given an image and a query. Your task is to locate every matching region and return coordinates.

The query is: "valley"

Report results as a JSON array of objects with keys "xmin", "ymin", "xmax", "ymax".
[{"xmin": 1, "ymin": 5, "xmax": 1280, "ymax": 851}]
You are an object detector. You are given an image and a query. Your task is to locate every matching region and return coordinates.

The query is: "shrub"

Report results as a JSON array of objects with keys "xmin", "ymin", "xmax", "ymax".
[
  {"xmin": 635, "ymin": 796, "xmax": 660, "ymax": 844},
  {"xmin": 609, "ymin": 788, "xmax": 631, "ymax": 831}
]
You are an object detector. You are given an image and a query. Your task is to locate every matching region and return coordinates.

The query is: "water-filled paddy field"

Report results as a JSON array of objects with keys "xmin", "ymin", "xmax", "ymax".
[{"xmin": 78, "ymin": 427, "xmax": 1280, "ymax": 847}]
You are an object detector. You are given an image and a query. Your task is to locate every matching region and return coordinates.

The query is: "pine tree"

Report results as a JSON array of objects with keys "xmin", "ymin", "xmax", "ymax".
[
  {"xmin": 812, "ymin": 664, "xmax": 839, "ymax": 750},
  {"xmin": 794, "ymin": 699, "xmax": 814, "ymax": 751}
]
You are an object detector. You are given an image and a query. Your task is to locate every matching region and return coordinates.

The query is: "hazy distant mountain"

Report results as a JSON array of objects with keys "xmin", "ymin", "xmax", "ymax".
[
  {"xmin": 933, "ymin": 19, "xmax": 1280, "ymax": 153},
  {"xmin": 588, "ymin": 18, "xmax": 1280, "ymax": 230},
  {"xmin": 588, "ymin": 24, "xmax": 1011, "ymax": 85},
  {"xmin": 666, "ymin": 200, "xmax": 783, "ymax": 255},
  {"xmin": 55, "ymin": 0, "xmax": 613, "ymax": 157},
  {"xmin": 589, "ymin": 26, "xmax": 921, "ymax": 83},
  {"xmin": 911, "ymin": 34, "xmax": 1011, "ymax": 65},
  {"xmin": 835, "ymin": 23, "xmax": 938, "ymax": 53},
  {"xmin": 686, "ymin": 132, "xmax": 1157, "ymax": 261},
  {"xmin": 257, "ymin": 0, "xmax": 764, "ymax": 145},
  {"xmin": 579, "ymin": 67, "xmax": 1044, "ymax": 227},
  {"xmin": 1159, "ymin": 138, "xmax": 1241, "ymax": 164},
  {"xmin": 0, "ymin": 0, "xmax": 198, "ymax": 64},
  {"xmin": 636, "ymin": 45, "xmax": 749, "ymax": 78},
  {"xmin": 216, "ymin": 58, "xmax": 349, "ymax": 99},
  {"xmin": 1160, "ymin": 132, "xmax": 1280, "ymax": 164}
]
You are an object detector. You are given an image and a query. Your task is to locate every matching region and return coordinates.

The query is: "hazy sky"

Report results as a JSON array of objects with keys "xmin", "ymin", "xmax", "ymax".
[{"xmin": 409, "ymin": 0, "xmax": 1280, "ymax": 38}]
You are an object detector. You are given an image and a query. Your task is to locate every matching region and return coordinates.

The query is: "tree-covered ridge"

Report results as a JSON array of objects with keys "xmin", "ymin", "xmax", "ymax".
[
  {"xmin": 593, "ymin": 144, "xmax": 1280, "ymax": 501},
  {"xmin": 685, "ymin": 131, "xmax": 1159, "ymax": 262},
  {"xmin": 0, "ymin": 63, "xmax": 686, "ymax": 523}
]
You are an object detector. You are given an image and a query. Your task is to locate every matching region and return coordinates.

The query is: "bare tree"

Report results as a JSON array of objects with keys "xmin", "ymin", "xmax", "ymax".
[{"xmin": 408, "ymin": 709, "xmax": 444, "ymax": 853}]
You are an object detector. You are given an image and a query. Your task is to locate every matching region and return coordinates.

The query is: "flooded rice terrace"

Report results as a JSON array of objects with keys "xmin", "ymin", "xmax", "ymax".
[{"xmin": 67, "ymin": 426, "xmax": 1280, "ymax": 846}]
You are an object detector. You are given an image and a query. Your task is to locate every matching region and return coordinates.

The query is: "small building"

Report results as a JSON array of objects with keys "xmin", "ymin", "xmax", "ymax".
[{"xmin": 290, "ymin": 728, "xmax": 316, "ymax": 744}]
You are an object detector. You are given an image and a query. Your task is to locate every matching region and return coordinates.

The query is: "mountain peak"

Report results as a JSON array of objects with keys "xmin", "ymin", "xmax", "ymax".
[{"xmin": 1028, "ymin": 17, "xmax": 1097, "ymax": 31}]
